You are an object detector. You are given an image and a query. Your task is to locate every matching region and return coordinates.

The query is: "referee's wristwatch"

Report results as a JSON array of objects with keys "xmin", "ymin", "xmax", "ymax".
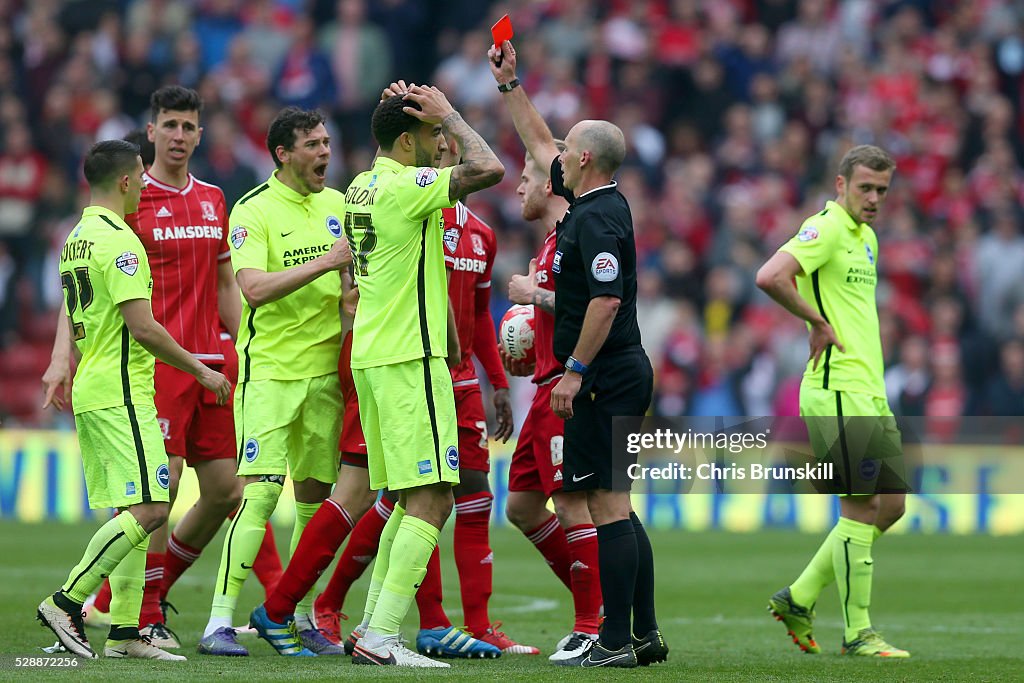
[
  {"xmin": 497, "ymin": 78, "xmax": 520, "ymax": 93},
  {"xmin": 564, "ymin": 356, "xmax": 588, "ymax": 375}
]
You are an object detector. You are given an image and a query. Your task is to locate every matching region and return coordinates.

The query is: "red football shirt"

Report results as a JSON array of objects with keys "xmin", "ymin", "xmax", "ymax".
[
  {"xmin": 128, "ymin": 172, "xmax": 230, "ymax": 362},
  {"xmin": 443, "ymin": 203, "xmax": 506, "ymax": 389},
  {"xmin": 532, "ymin": 229, "xmax": 562, "ymax": 384}
]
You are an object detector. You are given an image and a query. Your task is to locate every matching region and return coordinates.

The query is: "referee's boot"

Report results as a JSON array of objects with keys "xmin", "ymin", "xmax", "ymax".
[
  {"xmin": 555, "ymin": 637, "xmax": 637, "ymax": 668},
  {"xmin": 632, "ymin": 628, "xmax": 669, "ymax": 666}
]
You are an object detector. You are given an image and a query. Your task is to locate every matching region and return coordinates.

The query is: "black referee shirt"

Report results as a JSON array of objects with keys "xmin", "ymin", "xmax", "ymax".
[{"xmin": 549, "ymin": 156, "xmax": 642, "ymax": 363}]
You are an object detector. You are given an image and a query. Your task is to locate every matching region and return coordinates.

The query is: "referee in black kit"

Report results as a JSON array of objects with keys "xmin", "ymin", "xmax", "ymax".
[{"xmin": 489, "ymin": 40, "xmax": 667, "ymax": 669}]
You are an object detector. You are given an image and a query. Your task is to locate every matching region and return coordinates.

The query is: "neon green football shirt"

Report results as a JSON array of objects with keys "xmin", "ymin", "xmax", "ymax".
[
  {"xmin": 59, "ymin": 206, "xmax": 155, "ymax": 414},
  {"xmin": 779, "ymin": 200, "xmax": 885, "ymax": 398},
  {"xmin": 229, "ymin": 171, "xmax": 345, "ymax": 381},
  {"xmin": 344, "ymin": 157, "xmax": 456, "ymax": 369}
]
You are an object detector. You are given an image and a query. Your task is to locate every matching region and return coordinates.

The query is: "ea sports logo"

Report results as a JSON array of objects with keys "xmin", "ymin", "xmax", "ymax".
[
  {"xmin": 156, "ymin": 463, "xmax": 170, "ymax": 489},
  {"xmin": 591, "ymin": 252, "xmax": 619, "ymax": 282},
  {"xmin": 244, "ymin": 438, "xmax": 260, "ymax": 462},
  {"xmin": 326, "ymin": 215, "xmax": 342, "ymax": 238},
  {"xmin": 445, "ymin": 446, "xmax": 459, "ymax": 471}
]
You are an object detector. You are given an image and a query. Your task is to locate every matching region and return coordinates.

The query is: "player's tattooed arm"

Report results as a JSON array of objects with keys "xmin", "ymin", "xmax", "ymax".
[
  {"xmin": 532, "ymin": 288, "xmax": 555, "ymax": 315},
  {"xmin": 442, "ymin": 110, "xmax": 504, "ymax": 201},
  {"xmin": 400, "ymin": 85, "xmax": 503, "ymax": 201}
]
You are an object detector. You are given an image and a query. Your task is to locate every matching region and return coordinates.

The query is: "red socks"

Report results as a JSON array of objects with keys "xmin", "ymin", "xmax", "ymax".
[
  {"xmin": 265, "ymin": 499, "xmax": 355, "ymax": 623},
  {"xmin": 566, "ymin": 524, "xmax": 602, "ymax": 634},
  {"xmin": 414, "ymin": 546, "xmax": 450, "ymax": 629},
  {"xmin": 316, "ymin": 497, "xmax": 392, "ymax": 613},
  {"xmin": 161, "ymin": 533, "xmax": 200, "ymax": 601},
  {"xmin": 524, "ymin": 514, "xmax": 572, "ymax": 590},
  {"xmin": 454, "ymin": 492, "xmax": 493, "ymax": 634},
  {"xmin": 139, "ymin": 552, "xmax": 164, "ymax": 626}
]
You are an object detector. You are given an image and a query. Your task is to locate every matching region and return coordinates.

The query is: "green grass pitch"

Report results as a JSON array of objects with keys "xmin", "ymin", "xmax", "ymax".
[{"xmin": 0, "ymin": 520, "xmax": 1020, "ymax": 681}]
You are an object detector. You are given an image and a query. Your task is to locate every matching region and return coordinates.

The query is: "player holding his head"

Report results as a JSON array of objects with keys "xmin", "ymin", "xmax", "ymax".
[
  {"xmin": 38, "ymin": 139, "xmax": 230, "ymax": 660},
  {"xmin": 501, "ymin": 141, "xmax": 606, "ymax": 662},
  {"xmin": 312, "ymin": 119, "xmax": 529, "ymax": 658},
  {"xmin": 342, "ymin": 85, "xmax": 503, "ymax": 667},
  {"xmin": 757, "ymin": 144, "xmax": 910, "ymax": 658},
  {"xmin": 198, "ymin": 107, "xmax": 353, "ymax": 656}
]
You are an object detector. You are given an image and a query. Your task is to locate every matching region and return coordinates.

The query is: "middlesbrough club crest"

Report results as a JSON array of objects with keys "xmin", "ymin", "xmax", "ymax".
[
  {"xmin": 471, "ymin": 233, "xmax": 486, "ymax": 256},
  {"xmin": 201, "ymin": 200, "xmax": 217, "ymax": 222}
]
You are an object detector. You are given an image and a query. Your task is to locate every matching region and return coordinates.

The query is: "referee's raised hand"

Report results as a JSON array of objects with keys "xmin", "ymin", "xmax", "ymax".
[{"xmin": 488, "ymin": 40, "xmax": 517, "ymax": 82}]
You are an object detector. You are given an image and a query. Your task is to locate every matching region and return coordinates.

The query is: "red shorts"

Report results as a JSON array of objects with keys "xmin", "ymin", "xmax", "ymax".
[
  {"xmin": 454, "ymin": 382, "xmax": 490, "ymax": 473},
  {"xmin": 154, "ymin": 335, "xmax": 235, "ymax": 465},
  {"xmin": 508, "ymin": 379, "xmax": 564, "ymax": 496},
  {"xmin": 339, "ymin": 331, "xmax": 368, "ymax": 468}
]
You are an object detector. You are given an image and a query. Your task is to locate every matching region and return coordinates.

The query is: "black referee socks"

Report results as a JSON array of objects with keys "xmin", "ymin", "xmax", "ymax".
[
  {"xmin": 630, "ymin": 511, "xmax": 659, "ymax": 636},
  {"xmin": 596, "ymin": 519, "xmax": 638, "ymax": 650}
]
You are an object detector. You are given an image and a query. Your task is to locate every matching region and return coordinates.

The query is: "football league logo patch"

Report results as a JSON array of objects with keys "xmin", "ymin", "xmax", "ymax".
[
  {"xmin": 115, "ymin": 251, "xmax": 139, "ymax": 276},
  {"xmin": 244, "ymin": 438, "xmax": 260, "ymax": 463},
  {"xmin": 156, "ymin": 463, "xmax": 170, "ymax": 489},
  {"xmin": 415, "ymin": 167, "xmax": 438, "ymax": 187},
  {"xmin": 443, "ymin": 226, "xmax": 461, "ymax": 254},
  {"xmin": 591, "ymin": 252, "xmax": 619, "ymax": 282},
  {"xmin": 230, "ymin": 225, "xmax": 248, "ymax": 249},
  {"xmin": 552, "ymin": 251, "xmax": 562, "ymax": 274},
  {"xmin": 445, "ymin": 446, "xmax": 460, "ymax": 471},
  {"xmin": 797, "ymin": 227, "xmax": 819, "ymax": 242},
  {"xmin": 865, "ymin": 243, "xmax": 875, "ymax": 265},
  {"xmin": 326, "ymin": 215, "xmax": 343, "ymax": 238}
]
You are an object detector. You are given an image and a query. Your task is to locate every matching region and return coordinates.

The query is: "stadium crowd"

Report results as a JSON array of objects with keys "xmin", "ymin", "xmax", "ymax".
[{"xmin": 2, "ymin": 0, "xmax": 1024, "ymax": 427}]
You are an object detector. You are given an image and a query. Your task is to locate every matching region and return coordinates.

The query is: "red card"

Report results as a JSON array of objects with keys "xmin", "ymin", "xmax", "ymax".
[{"xmin": 491, "ymin": 14, "xmax": 513, "ymax": 49}]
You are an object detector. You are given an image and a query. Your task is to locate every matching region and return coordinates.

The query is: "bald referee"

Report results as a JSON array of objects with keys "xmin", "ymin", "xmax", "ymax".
[{"xmin": 489, "ymin": 40, "xmax": 666, "ymax": 669}]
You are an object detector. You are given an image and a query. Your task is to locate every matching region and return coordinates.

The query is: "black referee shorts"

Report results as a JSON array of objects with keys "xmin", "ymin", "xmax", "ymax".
[{"xmin": 563, "ymin": 346, "xmax": 653, "ymax": 492}]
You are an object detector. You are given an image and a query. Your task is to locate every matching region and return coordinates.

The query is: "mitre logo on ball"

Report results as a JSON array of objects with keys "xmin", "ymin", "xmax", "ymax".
[{"xmin": 500, "ymin": 304, "xmax": 535, "ymax": 364}]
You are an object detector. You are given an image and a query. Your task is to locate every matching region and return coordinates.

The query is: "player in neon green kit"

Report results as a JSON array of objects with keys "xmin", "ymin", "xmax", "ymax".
[
  {"xmin": 344, "ymin": 85, "xmax": 503, "ymax": 668},
  {"xmin": 198, "ymin": 108, "xmax": 353, "ymax": 656},
  {"xmin": 756, "ymin": 144, "xmax": 910, "ymax": 658},
  {"xmin": 38, "ymin": 139, "xmax": 230, "ymax": 660}
]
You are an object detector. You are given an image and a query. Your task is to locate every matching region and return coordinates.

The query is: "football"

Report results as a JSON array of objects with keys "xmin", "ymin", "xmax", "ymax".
[{"xmin": 500, "ymin": 304, "xmax": 536, "ymax": 364}]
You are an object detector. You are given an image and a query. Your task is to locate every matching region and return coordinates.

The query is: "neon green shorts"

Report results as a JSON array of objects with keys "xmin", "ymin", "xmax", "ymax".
[
  {"xmin": 353, "ymin": 356, "xmax": 460, "ymax": 491},
  {"xmin": 76, "ymin": 403, "xmax": 170, "ymax": 509},
  {"xmin": 799, "ymin": 385, "xmax": 907, "ymax": 495},
  {"xmin": 235, "ymin": 373, "xmax": 342, "ymax": 484}
]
